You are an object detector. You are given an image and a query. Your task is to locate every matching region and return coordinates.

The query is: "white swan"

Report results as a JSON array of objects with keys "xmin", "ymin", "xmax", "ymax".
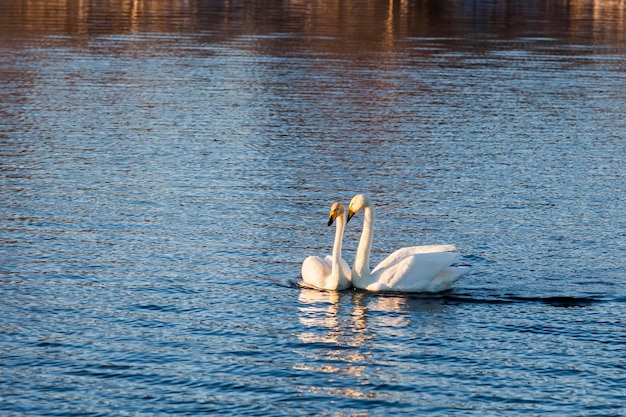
[
  {"xmin": 301, "ymin": 202, "xmax": 351, "ymax": 291},
  {"xmin": 346, "ymin": 194, "xmax": 469, "ymax": 292}
]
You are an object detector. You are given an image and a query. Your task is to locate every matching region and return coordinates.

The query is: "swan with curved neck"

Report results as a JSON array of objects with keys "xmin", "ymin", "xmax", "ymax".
[
  {"xmin": 301, "ymin": 202, "xmax": 351, "ymax": 291},
  {"xmin": 347, "ymin": 194, "xmax": 469, "ymax": 292}
]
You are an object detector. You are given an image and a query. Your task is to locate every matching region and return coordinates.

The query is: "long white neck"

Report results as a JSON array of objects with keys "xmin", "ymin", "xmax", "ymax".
[
  {"xmin": 352, "ymin": 203, "xmax": 374, "ymax": 287},
  {"xmin": 330, "ymin": 214, "xmax": 345, "ymax": 282}
]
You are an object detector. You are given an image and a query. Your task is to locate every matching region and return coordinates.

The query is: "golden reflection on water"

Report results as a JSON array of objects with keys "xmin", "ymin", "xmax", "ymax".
[
  {"xmin": 295, "ymin": 287, "xmax": 452, "ymax": 400},
  {"xmin": 2, "ymin": 0, "xmax": 625, "ymax": 47},
  {"xmin": 295, "ymin": 289, "xmax": 371, "ymax": 400},
  {"xmin": 296, "ymin": 288, "xmax": 370, "ymax": 348},
  {"xmin": 590, "ymin": 0, "xmax": 626, "ymax": 44}
]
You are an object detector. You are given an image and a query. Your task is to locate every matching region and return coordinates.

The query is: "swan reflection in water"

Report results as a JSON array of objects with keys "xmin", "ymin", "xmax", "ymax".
[
  {"xmin": 294, "ymin": 288, "xmax": 451, "ymax": 400},
  {"xmin": 294, "ymin": 288, "xmax": 370, "ymax": 399}
]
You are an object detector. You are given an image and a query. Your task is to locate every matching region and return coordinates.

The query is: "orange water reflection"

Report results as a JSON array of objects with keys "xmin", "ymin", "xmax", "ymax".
[
  {"xmin": 294, "ymin": 287, "xmax": 452, "ymax": 400},
  {"xmin": 1, "ymin": 0, "xmax": 625, "ymax": 46}
]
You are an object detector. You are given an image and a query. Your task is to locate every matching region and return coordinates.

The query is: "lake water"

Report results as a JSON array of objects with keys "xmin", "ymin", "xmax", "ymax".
[{"xmin": 2, "ymin": 0, "xmax": 626, "ymax": 415}]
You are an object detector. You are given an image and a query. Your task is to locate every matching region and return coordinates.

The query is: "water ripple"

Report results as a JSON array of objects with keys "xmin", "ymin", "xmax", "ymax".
[{"xmin": 3, "ymin": 0, "xmax": 626, "ymax": 415}]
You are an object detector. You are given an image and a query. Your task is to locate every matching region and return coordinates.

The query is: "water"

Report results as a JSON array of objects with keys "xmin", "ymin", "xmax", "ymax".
[{"xmin": 2, "ymin": 0, "xmax": 626, "ymax": 415}]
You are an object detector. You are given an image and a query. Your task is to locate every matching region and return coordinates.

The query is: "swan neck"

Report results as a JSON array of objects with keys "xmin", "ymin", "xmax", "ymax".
[
  {"xmin": 330, "ymin": 214, "xmax": 345, "ymax": 279},
  {"xmin": 353, "ymin": 204, "xmax": 374, "ymax": 284}
]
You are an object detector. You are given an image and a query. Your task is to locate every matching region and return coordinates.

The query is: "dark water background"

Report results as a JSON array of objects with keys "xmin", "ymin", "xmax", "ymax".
[{"xmin": 2, "ymin": 0, "xmax": 626, "ymax": 415}]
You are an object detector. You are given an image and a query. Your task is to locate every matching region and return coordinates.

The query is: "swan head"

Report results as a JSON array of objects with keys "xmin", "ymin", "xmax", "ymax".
[
  {"xmin": 347, "ymin": 194, "xmax": 370, "ymax": 223},
  {"xmin": 327, "ymin": 202, "xmax": 346, "ymax": 226}
]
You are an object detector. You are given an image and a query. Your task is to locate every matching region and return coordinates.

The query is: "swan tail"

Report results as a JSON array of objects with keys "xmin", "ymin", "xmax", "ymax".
[{"xmin": 426, "ymin": 266, "xmax": 471, "ymax": 292}]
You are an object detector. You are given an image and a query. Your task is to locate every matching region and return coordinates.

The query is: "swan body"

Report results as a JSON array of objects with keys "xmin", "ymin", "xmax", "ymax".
[
  {"xmin": 301, "ymin": 202, "xmax": 351, "ymax": 291},
  {"xmin": 347, "ymin": 194, "xmax": 469, "ymax": 292}
]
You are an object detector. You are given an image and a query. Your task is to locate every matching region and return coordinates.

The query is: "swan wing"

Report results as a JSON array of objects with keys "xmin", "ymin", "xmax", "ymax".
[
  {"xmin": 301, "ymin": 255, "xmax": 332, "ymax": 288},
  {"xmin": 369, "ymin": 251, "xmax": 460, "ymax": 292},
  {"xmin": 372, "ymin": 244, "xmax": 458, "ymax": 275},
  {"xmin": 301, "ymin": 255, "xmax": 351, "ymax": 291}
]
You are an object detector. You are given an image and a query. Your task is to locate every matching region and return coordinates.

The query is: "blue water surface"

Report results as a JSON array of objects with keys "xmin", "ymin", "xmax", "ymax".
[{"xmin": 1, "ymin": 0, "xmax": 626, "ymax": 415}]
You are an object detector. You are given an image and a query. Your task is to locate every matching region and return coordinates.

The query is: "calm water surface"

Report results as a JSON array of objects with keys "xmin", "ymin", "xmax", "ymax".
[{"xmin": 2, "ymin": 0, "xmax": 626, "ymax": 415}]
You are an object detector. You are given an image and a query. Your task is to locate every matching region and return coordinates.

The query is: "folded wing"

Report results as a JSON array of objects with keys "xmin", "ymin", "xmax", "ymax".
[{"xmin": 369, "ymin": 249, "xmax": 461, "ymax": 292}]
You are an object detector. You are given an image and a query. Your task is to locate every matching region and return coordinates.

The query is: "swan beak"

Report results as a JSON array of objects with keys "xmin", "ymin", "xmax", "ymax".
[
  {"xmin": 346, "ymin": 209, "xmax": 355, "ymax": 224},
  {"xmin": 327, "ymin": 215, "xmax": 335, "ymax": 227}
]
